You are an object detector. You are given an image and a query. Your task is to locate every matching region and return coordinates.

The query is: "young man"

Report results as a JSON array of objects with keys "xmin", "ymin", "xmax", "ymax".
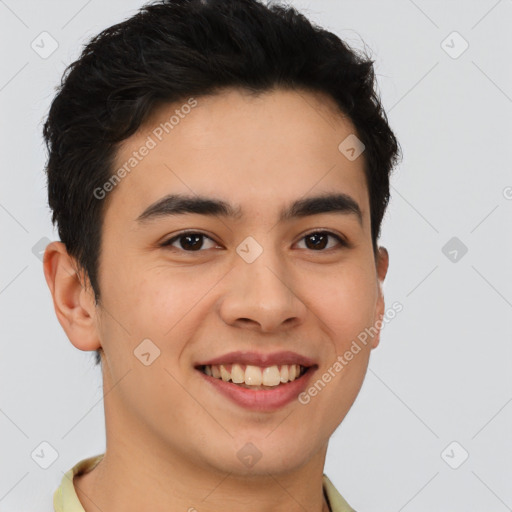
[{"xmin": 43, "ymin": 0, "xmax": 401, "ymax": 510}]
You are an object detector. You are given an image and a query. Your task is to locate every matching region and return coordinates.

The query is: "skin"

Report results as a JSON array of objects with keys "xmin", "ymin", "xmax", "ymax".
[{"xmin": 44, "ymin": 87, "xmax": 389, "ymax": 512}]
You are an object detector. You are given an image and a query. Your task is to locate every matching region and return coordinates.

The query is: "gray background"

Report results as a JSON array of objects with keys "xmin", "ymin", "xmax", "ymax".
[{"xmin": 1, "ymin": 0, "xmax": 511, "ymax": 510}]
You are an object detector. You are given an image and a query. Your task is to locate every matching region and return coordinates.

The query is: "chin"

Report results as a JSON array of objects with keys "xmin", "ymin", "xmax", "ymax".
[{"xmin": 208, "ymin": 436, "xmax": 316, "ymax": 477}]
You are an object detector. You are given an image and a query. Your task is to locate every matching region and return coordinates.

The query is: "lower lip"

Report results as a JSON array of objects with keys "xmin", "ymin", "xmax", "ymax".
[{"xmin": 196, "ymin": 366, "xmax": 317, "ymax": 412}]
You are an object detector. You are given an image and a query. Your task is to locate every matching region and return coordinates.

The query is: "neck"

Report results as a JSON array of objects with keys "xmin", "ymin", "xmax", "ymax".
[
  {"xmin": 74, "ymin": 434, "xmax": 331, "ymax": 512},
  {"xmin": 73, "ymin": 370, "xmax": 332, "ymax": 512}
]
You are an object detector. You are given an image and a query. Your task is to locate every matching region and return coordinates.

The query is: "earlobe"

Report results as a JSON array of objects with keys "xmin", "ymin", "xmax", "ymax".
[
  {"xmin": 371, "ymin": 246, "xmax": 390, "ymax": 349},
  {"xmin": 377, "ymin": 246, "xmax": 389, "ymax": 284},
  {"xmin": 43, "ymin": 241, "xmax": 101, "ymax": 352}
]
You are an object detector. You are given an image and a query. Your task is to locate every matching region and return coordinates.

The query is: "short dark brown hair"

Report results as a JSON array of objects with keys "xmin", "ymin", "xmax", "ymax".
[{"xmin": 42, "ymin": 0, "xmax": 401, "ymax": 366}]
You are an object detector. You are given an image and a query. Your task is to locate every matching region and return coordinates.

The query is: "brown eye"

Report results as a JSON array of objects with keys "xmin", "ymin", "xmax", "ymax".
[
  {"xmin": 297, "ymin": 231, "xmax": 346, "ymax": 251},
  {"xmin": 161, "ymin": 232, "xmax": 217, "ymax": 252}
]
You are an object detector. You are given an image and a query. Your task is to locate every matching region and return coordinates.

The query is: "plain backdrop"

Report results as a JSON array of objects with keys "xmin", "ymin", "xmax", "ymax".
[{"xmin": 0, "ymin": 0, "xmax": 511, "ymax": 510}]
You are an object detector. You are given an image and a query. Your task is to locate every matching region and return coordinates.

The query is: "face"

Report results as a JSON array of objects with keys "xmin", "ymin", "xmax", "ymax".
[{"xmin": 48, "ymin": 87, "xmax": 388, "ymax": 477}]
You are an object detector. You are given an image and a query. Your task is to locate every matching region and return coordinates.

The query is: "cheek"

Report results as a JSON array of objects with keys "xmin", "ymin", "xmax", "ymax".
[
  {"xmin": 127, "ymin": 267, "xmax": 216, "ymax": 340},
  {"xmin": 312, "ymin": 263, "xmax": 378, "ymax": 349}
]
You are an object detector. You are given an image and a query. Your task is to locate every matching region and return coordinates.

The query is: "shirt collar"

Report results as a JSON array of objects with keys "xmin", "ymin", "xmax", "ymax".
[{"xmin": 54, "ymin": 454, "xmax": 356, "ymax": 512}]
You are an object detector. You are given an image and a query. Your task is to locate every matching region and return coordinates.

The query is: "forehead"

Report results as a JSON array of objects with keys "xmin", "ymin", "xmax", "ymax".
[{"xmin": 107, "ymin": 87, "xmax": 370, "ymax": 226}]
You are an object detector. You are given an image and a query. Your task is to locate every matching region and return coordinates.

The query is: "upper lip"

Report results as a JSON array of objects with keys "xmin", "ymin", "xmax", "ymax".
[{"xmin": 195, "ymin": 350, "xmax": 317, "ymax": 368}]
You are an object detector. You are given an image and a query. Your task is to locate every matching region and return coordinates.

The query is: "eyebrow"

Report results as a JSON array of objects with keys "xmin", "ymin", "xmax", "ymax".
[{"xmin": 136, "ymin": 192, "xmax": 363, "ymax": 226}]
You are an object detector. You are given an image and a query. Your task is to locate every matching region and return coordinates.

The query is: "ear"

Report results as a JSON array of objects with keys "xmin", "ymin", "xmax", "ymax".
[
  {"xmin": 43, "ymin": 241, "xmax": 101, "ymax": 352},
  {"xmin": 371, "ymin": 246, "xmax": 389, "ymax": 349}
]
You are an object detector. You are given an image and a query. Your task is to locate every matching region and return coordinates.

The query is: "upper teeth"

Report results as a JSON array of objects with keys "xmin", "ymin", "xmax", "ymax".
[{"xmin": 203, "ymin": 364, "xmax": 305, "ymax": 386}]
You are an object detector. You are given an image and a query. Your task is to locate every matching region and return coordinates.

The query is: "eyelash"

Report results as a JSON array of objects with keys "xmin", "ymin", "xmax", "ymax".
[{"xmin": 159, "ymin": 230, "xmax": 348, "ymax": 253}]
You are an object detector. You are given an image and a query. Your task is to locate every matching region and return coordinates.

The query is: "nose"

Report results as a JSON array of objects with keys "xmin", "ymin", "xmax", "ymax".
[{"xmin": 218, "ymin": 246, "xmax": 307, "ymax": 333}]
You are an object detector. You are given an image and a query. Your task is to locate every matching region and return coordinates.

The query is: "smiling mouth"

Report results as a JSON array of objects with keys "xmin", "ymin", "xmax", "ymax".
[{"xmin": 197, "ymin": 363, "xmax": 311, "ymax": 390}]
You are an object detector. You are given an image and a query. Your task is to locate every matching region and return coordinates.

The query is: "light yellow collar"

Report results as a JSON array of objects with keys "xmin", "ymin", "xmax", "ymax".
[{"xmin": 54, "ymin": 454, "xmax": 356, "ymax": 512}]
